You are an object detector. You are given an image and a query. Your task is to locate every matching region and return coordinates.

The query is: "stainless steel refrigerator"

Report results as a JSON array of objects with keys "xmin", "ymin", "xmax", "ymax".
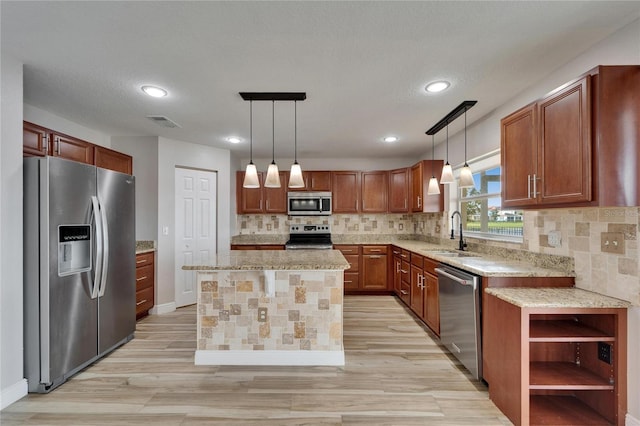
[{"xmin": 24, "ymin": 156, "xmax": 135, "ymax": 393}]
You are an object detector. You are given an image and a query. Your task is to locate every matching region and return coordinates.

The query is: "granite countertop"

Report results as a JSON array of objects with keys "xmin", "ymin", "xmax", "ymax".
[
  {"xmin": 135, "ymin": 240, "xmax": 156, "ymax": 254},
  {"xmin": 485, "ymin": 287, "xmax": 630, "ymax": 309},
  {"xmin": 182, "ymin": 249, "xmax": 350, "ymax": 271}
]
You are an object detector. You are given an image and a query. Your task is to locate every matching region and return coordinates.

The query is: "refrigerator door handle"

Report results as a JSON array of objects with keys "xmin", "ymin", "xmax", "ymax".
[
  {"xmin": 97, "ymin": 197, "xmax": 109, "ymax": 297},
  {"xmin": 91, "ymin": 196, "xmax": 103, "ymax": 299}
]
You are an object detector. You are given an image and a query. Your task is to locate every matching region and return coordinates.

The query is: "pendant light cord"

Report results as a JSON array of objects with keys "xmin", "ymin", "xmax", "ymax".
[
  {"xmin": 445, "ymin": 124, "xmax": 449, "ymax": 163},
  {"xmin": 271, "ymin": 100, "xmax": 275, "ymax": 164},
  {"xmin": 249, "ymin": 100, "xmax": 253, "ymax": 164},
  {"xmin": 464, "ymin": 109, "xmax": 468, "ymax": 166},
  {"xmin": 431, "ymin": 135, "xmax": 435, "ymax": 177},
  {"xmin": 294, "ymin": 101, "xmax": 298, "ymax": 163}
]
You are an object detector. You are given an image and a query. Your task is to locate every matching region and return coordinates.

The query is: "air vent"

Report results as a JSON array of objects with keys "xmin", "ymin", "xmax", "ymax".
[{"xmin": 146, "ymin": 115, "xmax": 181, "ymax": 128}]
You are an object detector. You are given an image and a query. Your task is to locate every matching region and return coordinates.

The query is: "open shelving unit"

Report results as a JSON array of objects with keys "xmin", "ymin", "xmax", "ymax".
[{"xmin": 484, "ymin": 291, "xmax": 627, "ymax": 426}]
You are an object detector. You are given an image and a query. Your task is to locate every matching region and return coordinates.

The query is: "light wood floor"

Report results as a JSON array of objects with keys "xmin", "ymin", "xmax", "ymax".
[{"xmin": 1, "ymin": 296, "xmax": 511, "ymax": 425}]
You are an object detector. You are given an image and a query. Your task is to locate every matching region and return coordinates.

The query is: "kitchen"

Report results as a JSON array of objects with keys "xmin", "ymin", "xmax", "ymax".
[{"xmin": 1, "ymin": 2, "xmax": 640, "ymax": 425}]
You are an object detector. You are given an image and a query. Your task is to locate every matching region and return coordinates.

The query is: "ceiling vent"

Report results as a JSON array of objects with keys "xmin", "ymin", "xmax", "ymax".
[{"xmin": 146, "ymin": 115, "xmax": 181, "ymax": 128}]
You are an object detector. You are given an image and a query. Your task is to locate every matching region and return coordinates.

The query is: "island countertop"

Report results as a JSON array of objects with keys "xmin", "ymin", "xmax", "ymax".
[
  {"xmin": 485, "ymin": 287, "xmax": 630, "ymax": 309},
  {"xmin": 182, "ymin": 249, "xmax": 350, "ymax": 271}
]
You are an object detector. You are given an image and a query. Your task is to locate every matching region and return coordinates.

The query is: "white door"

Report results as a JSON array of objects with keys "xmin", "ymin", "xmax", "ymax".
[{"xmin": 175, "ymin": 167, "xmax": 217, "ymax": 307}]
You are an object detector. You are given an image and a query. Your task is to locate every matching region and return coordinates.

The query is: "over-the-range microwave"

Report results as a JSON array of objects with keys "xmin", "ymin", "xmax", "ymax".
[{"xmin": 287, "ymin": 192, "xmax": 332, "ymax": 216}]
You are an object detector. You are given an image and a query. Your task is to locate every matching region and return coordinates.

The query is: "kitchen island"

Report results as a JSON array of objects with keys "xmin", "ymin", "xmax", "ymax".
[{"xmin": 183, "ymin": 250, "xmax": 350, "ymax": 366}]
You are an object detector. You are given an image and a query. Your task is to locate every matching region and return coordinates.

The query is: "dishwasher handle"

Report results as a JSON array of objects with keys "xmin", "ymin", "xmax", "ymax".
[{"xmin": 435, "ymin": 267, "xmax": 476, "ymax": 288}]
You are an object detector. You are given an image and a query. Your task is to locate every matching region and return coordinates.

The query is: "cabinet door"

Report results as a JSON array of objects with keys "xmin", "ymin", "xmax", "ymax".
[
  {"xmin": 264, "ymin": 171, "xmax": 287, "ymax": 213},
  {"xmin": 389, "ymin": 168, "xmax": 409, "ymax": 212},
  {"xmin": 51, "ymin": 132, "xmax": 94, "ymax": 164},
  {"xmin": 361, "ymin": 171, "xmax": 388, "ymax": 213},
  {"xmin": 423, "ymin": 272, "xmax": 439, "ymax": 335},
  {"xmin": 409, "ymin": 264, "xmax": 424, "ymax": 316},
  {"xmin": 392, "ymin": 252, "xmax": 402, "ymax": 295},
  {"xmin": 538, "ymin": 76, "xmax": 592, "ymax": 205},
  {"xmin": 307, "ymin": 171, "xmax": 332, "ymax": 191},
  {"xmin": 335, "ymin": 245, "xmax": 360, "ymax": 291},
  {"xmin": 23, "ymin": 121, "xmax": 49, "ymax": 157},
  {"xmin": 361, "ymin": 246, "xmax": 388, "ymax": 290},
  {"xmin": 410, "ymin": 162, "xmax": 423, "ymax": 212},
  {"xmin": 236, "ymin": 171, "xmax": 264, "ymax": 213},
  {"xmin": 94, "ymin": 145, "xmax": 133, "ymax": 174},
  {"xmin": 332, "ymin": 171, "xmax": 360, "ymax": 213}
]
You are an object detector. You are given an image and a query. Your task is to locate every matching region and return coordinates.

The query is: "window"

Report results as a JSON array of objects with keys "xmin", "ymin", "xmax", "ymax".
[{"xmin": 459, "ymin": 166, "xmax": 523, "ymax": 240}]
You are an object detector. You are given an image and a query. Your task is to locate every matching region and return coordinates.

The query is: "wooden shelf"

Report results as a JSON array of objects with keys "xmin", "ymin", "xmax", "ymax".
[
  {"xmin": 530, "ymin": 395, "xmax": 613, "ymax": 425},
  {"xmin": 530, "ymin": 362, "xmax": 614, "ymax": 390},
  {"xmin": 530, "ymin": 320, "xmax": 615, "ymax": 342}
]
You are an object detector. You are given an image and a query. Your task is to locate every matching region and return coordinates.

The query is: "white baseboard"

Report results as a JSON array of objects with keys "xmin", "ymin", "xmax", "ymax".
[
  {"xmin": 0, "ymin": 379, "xmax": 27, "ymax": 410},
  {"xmin": 627, "ymin": 413, "xmax": 640, "ymax": 426},
  {"xmin": 195, "ymin": 350, "xmax": 345, "ymax": 366},
  {"xmin": 149, "ymin": 301, "xmax": 176, "ymax": 315}
]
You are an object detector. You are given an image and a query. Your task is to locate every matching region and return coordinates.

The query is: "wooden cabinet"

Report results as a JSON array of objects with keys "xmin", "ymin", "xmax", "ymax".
[
  {"xmin": 361, "ymin": 245, "xmax": 388, "ymax": 290},
  {"xmin": 236, "ymin": 171, "xmax": 287, "ymax": 214},
  {"xmin": 409, "ymin": 254, "xmax": 424, "ymax": 316},
  {"xmin": 502, "ymin": 65, "xmax": 640, "ymax": 208},
  {"xmin": 303, "ymin": 171, "xmax": 332, "ymax": 191},
  {"xmin": 399, "ymin": 252, "xmax": 410, "ymax": 305},
  {"xmin": 422, "ymin": 257, "xmax": 439, "ymax": 336},
  {"xmin": 484, "ymin": 292, "xmax": 627, "ymax": 426},
  {"xmin": 410, "ymin": 160, "xmax": 445, "ymax": 212},
  {"xmin": 94, "ymin": 145, "xmax": 133, "ymax": 175},
  {"xmin": 23, "ymin": 121, "xmax": 133, "ymax": 174},
  {"xmin": 23, "ymin": 121, "xmax": 49, "ymax": 157},
  {"xmin": 360, "ymin": 171, "xmax": 388, "ymax": 213},
  {"xmin": 135, "ymin": 252, "xmax": 155, "ymax": 319},
  {"xmin": 334, "ymin": 245, "xmax": 360, "ymax": 291},
  {"xmin": 331, "ymin": 171, "xmax": 360, "ymax": 213},
  {"xmin": 391, "ymin": 246, "xmax": 403, "ymax": 295},
  {"xmin": 388, "ymin": 168, "xmax": 409, "ymax": 213},
  {"xmin": 502, "ymin": 77, "xmax": 591, "ymax": 208}
]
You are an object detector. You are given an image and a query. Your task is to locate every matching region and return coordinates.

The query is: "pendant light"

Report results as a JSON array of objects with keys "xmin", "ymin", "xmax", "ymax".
[
  {"xmin": 440, "ymin": 123, "xmax": 454, "ymax": 184},
  {"xmin": 242, "ymin": 100, "xmax": 260, "ymax": 188},
  {"xmin": 427, "ymin": 134, "xmax": 441, "ymax": 195},
  {"xmin": 264, "ymin": 100, "xmax": 281, "ymax": 188},
  {"xmin": 458, "ymin": 108, "xmax": 475, "ymax": 188},
  {"xmin": 288, "ymin": 100, "xmax": 305, "ymax": 188}
]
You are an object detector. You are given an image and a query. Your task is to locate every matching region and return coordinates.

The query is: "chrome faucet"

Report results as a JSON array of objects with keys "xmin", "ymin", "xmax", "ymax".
[{"xmin": 451, "ymin": 210, "xmax": 467, "ymax": 251}]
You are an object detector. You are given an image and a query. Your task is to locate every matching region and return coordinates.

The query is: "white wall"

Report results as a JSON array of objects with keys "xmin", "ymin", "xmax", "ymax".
[
  {"xmin": 111, "ymin": 136, "xmax": 159, "ymax": 241},
  {"xmin": 156, "ymin": 137, "xmax": 231, "ymax": 310},
  {"xmin": 241, "ymin": 156, "xmax": 416, "ymax": 172},
  {"xmin": 23, "ymin": 104, "xmax": 110, "ymax": 148},
  {"xmin": 0, "ymin": 54, "xmax": 28, "ymax": 409}
]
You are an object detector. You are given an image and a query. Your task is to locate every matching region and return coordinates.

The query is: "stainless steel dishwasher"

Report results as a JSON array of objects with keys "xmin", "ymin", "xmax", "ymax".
[{"xmin": 436, "ymin": 264, "xmax": 482, "ymax": 380}]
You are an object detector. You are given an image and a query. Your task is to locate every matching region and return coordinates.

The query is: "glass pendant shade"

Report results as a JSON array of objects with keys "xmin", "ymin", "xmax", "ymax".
[
  {"xmin": 459, "ymin": 164, "xmax": 475, "ymax": 188},
  {"xmin": 243, "ymin": 163, "xmax": 259, "ymax": 188},
  {"xmin": 264, "ymin": 162, "xmax": 281, "ymax": 187},
  {"xmin": 440, "ymin": 163, "xmax": 454, "ymax": 184},
  {"xmin": 288, "ymin": 162, "xmax": 305, "ymax": 188},
  {"xmin": 427, "ymin": 176, "xmax": 441, "ymax": 195}
]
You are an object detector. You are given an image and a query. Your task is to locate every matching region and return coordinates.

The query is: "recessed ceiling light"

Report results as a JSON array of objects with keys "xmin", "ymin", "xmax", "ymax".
[
  {"xmin": 383, "ymin": 136, "xmax": 398, "ymax": 143},
  {"xmin": 425, "ymin": 81, "xmax": 450, "ymax": 93},
  {"xmin": 227, "ymin": 137, "xmax": 242, "ymax": 144},
  {"xmin": 141, "ymin": 85, "xmax": 168, "ymax": 98}
]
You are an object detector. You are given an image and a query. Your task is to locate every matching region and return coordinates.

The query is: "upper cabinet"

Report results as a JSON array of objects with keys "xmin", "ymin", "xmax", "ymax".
[
  {"xmin": 502, "ymin": 65, "xmax": 640, "ymax": 208},
  {"xmin": 302, "ymin": 171, "xmax": 332, "ymax": 192},
  {"xmin": 332, "ymin": 171, "xmax": 361, "ymax": 213},
  {"xmin": 410, "ymin": 160, "xmax": 444, "ymax": 213},
  {"xmin": 361, "ymin": 171, "xmax": 388, "ymax": 213},
  {"xmin": 236, "ymin": 171, "xmax": 287, "ymax": 214},
  {"xmin": 23, "ymin": 121, "xmax": 133, "ymax": 174},
  {"xmin": 388, "ymin": 167, "xmax": 409, "ymax": 213}
]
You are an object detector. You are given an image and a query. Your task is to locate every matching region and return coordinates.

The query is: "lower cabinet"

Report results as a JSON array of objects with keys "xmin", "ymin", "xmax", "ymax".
[
  {"xmin": 135, "ymin": 252, "xmax": 155, "ymax": 319},
  {"xmin": 335, "ymin": 244, "xmax": 390, "ymax": 293}
]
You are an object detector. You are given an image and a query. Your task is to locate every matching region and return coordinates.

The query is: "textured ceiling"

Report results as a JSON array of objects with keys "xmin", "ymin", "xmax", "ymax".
[{"xmin": 2, "ymin": 1, "xmax": 639, "ymax": 159}]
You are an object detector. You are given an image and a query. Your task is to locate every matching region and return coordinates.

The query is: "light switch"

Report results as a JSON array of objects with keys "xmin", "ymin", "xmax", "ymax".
[{"xmin": 162, "ymin": 226, "xmax": 169, "ymax": 235}]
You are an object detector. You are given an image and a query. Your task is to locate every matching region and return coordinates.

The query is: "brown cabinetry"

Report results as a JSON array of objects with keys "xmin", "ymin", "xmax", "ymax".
[
  {"xmin": 361, "ymin": 171, "xmax": 389, "ymax": 213},
  {"xmin": 23, "ymin": 121, "xmax": 49, "ymax": 157},
  {"xmin": 502, "ymin": 65, "xmax": 640, "ymax": 208},
  {"xmin": 236, "ymin": 171, "xmax": 287, "ymax": 214},
  {"xmin": 361, "ymin": 245, "xmax": 388, "ymax": 290},
  {"xmin": 410, "ymin": 160, "xmax": 445, "ymax": 212},
  {"xmin": 94, "ymin": 145, "xmax": 133, "ymax": 175},
  {"xmin": 303, "ymin": 171, "xmax": 332, "ymax": 191},
  {"xmin": 135, "ymin": 252, "xmax": 155, "ymax": 319},
  {"xmin": 391, "ymin": 246, "xmax": 403, "ymax": 294},
  {"xmin": 484, "ymin": 292, "xmax": 627, "ymax": 426},
  {"xmin": 388, "ymin": 168, "xmax": 409, "ymax": 213},
  {"xmin": 331, "ymin": 171, "xmax": 360, "ymax": 213},
  {"xmin": 422, "ymin": 257, "xmax": 439, "ymax": 335},
  {"xmin": 409, "ymin": 254, "xmax": 424, "ymax": 316},
  {"xmin": 334, "ymin": 245, "xmax": 360, "ymax": 291},
  {"xmin": 51, "ymin": 131, "xmax": 94, "ymax": 165}
]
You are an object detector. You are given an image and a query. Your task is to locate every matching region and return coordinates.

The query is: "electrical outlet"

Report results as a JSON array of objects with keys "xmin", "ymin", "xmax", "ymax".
[
  {"xmin": 598, "ymin": 342, "xmax": 612, "ymax": 364},
  {"xmin": 258, "ymin": 307, "xmax": 267, "ymax": 323},
  {"xmin": 601, "ymin": 232, "xmax": 625, "ymax": 254}
]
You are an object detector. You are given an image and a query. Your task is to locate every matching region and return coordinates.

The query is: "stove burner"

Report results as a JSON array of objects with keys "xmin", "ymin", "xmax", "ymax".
[{"xmin": 285, "ymin": 224, "xmax": 333, "ymax": 250}]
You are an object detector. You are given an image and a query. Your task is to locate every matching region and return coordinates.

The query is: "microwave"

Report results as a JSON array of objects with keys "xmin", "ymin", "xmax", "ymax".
[{"xmin": 287, "ymin": 192, "xmax": 332, "ymax": 216}]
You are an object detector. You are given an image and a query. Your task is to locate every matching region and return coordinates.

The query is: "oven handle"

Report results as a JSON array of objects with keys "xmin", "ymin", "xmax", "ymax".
[{"xmin": 435, "ymin": 267, "xmax": 474, "ymax": 287}]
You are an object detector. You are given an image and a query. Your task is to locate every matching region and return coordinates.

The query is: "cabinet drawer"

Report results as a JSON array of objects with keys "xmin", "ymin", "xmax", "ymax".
[
  {"xmin": 410, "ymin": 253, "xmax": 423, "ymax": 268},
  {"xmin": 400, "ymin": 260, "xmax": 410, "ymax": 283},
  {"xmin": 136, "ymin": 264, "xmax": 154, "ymax": 291},
  {"xmin": 400, "ymin": 249, "xmax": 410, "ymax": 261},
  {"xmin": 136, "ymin": 252, "xmax": 154, "ymax": 266},
  {"xmin": 423, "ymin": 257, "xmax": 438, "ymax": 275},
  {"xmin": 362, "ymin": 245, "xmax": 387, "ymax": 255},
  {"xmin": 343, "ymin": 254, "xmax": 360, "ymax": 272},
  {"xmin": 136, "ymin": 286, "xmax": 154, "ymax": 316},
  {"xmin": 399, "ymin": 282, "xmax": 410, "ymax": 304},
  {"xmin": 334, "ymin": 245, "xmax": 359, "ymax": 255},
  {"xmin": 344, "ymin": 272, "xmax": 360, "ymax": 291}
]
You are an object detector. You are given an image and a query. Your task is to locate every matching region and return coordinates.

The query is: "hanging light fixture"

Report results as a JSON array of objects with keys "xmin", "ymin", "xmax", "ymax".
[
  {"xmin": 288, "ymin": 100, "xmax": 305, "ymax": 188},
  {"xmin": 427, "ymin": 134, "xmax": 441, "ymax": 195},
  {"xmin": 242, "ymin": 100, "xmax": 260, "ymax": 188},
  {"xmin": 458, "ymin": 108, "xmax": 475, "ymax": 188},
  {"xmin": 264, "ymin": 100, "xmax": 281, "ymax": 188},
  {"xmin": 440, "ymin": 123, "xmax": 454, "ymax": 184}
]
